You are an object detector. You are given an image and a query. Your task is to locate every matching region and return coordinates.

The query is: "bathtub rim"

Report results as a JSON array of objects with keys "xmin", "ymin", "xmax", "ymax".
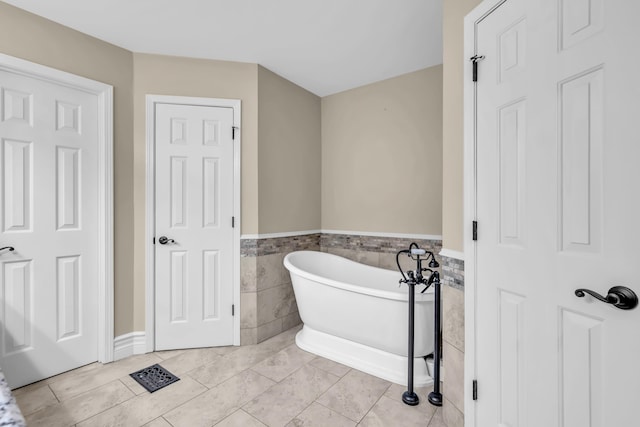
[{"xmin": 284, "ymin": 250, "xmax": 434, "ymax": 302}]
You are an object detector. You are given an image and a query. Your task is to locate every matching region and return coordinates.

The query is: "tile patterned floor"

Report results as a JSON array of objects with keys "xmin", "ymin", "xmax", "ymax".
[{"xmin": 13, "ymin": 326, "xmax": 445, "ymax": 426}]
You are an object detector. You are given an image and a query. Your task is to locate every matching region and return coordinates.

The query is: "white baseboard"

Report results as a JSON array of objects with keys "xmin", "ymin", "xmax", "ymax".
[{"xmin": 113, "ymin": 332, "xmax": 147, "ymax": 361}]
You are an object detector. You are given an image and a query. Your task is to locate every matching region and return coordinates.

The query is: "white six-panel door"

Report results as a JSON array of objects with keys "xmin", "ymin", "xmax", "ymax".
[
  {"xmin": 0, "ymin": 69, "xmax": 99, "ymax": 388},
  {"xmin": 154, "ymin": 103, "xmax": 235, "ymax": 350},
  {"xmin": 471, "ymin": 0, "xmax": 640, "ymax": 426}
]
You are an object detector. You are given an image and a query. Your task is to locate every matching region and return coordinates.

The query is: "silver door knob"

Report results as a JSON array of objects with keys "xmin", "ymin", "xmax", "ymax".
[{"xmin": 158, "ymin": 236, "xmax": 175, "ymax": 245}]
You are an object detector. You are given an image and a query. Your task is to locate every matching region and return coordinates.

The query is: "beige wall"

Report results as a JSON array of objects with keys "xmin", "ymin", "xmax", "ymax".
[
  {"xmin": 132, "ymin": 53, "xmax": 259, "ymax": 331},
  {"xmin": 257, "ymin": 66, "xmax": 321, "ymax": 234},
  {"xmin": 0, "ymin": 3, "xmax": 136, "ymax": 337},
  {"xmin": 321, "ymin": 66, "xmax": 443, "ymax": 235},
  {"xmin": 442, "ymin": 0, "xmax": 483, "ymax": 251}
]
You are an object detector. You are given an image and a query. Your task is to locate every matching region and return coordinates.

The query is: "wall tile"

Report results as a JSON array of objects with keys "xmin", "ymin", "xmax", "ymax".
[
  {"xmin": 443, "ymin": 341, "xmax": 464, "ymax": 413},
  {"xmin": 257, "ymin": 283, "xmax": 297, "ymax": 326},
  {"xmin": 256, "ymin": 253, "xmax": 289, "ymax": 291},
  {"xmin": 241, "ymin": 256, "xmax": 257, "ymax": 293},
  {"xmin": 241, "ymin": 293, "xmax": 257, "ymax": 328},
  {"xmin": 443, "ymin": 397, "xmax": 464, "ymax": 427},
  {"xmin": 443, "ymin": 285, "xmax": 464, "ymax": 352},
  {"xmin": 257, "ymin": 318, "xmax": 283, "ymax": 342},
  {"xmin": 282, "ymin": 310, "xmax": 301, "ymax": 331},
  {"xmin": 241, "ymin": 328, "xmax": 257, "ymax": 346}
]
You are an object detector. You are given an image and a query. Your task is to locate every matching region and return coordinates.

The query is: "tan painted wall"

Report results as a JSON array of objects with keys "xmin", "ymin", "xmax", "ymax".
[
  {"xmin": 442, "ymin": 0, "xmax": 483, "ymax": 251},
  {"xmin": 0, "ymin": 3, "xmax": 136, "ymax": 336},
  {"xmin": 257, "ymin": 66, "xmax": 321, "ymax": 234},
  {"xmin": 132, "ymin": 53, "xmax": 259, "ymax": 331},
  {"xmin": 321, "ymin": 66, "xmax": 443, "ymax": 235}
]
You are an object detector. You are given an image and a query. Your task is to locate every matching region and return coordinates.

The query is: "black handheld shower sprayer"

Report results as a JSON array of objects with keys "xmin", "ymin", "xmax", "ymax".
[{"xmin": 396, "ymin": 243, "xmax": 443, "ymax": 407}]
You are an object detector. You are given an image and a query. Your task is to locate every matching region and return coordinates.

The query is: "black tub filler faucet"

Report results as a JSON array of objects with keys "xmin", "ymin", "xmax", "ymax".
[{"xmin": 397, "ymin": 243, "xmax": 443, "ymax": 407}]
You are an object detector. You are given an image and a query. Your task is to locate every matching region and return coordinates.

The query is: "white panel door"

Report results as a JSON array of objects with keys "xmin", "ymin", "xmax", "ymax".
[
  {"xmin": 0, "ymin": 70, "xmax": 98, "ymax": 388},
  {"xmin": 155, "ymin": 103, "xmax": 234, "ymax": 350},
  {"xmin": 474, "ymin": 0, "xmax": 640, "ymax": 426}
]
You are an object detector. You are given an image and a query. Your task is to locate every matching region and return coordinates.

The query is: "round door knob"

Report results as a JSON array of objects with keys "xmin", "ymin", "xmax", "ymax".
[{"xmin": 158, "ymin": 236, "xmax": 175, "ymax": 245}]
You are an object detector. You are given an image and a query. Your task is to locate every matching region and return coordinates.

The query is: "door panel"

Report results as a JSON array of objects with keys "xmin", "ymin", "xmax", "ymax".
[
  {"xmin": 474, "ymin": 0, "xmax": 640, "ymax": 426},
  {"xmin": 155, "ymin": 103, "xmax": 234, "ymax": 350},
  {"xmin": 0, "ymin": 70, "xmax": 99, "ymax": 388}
]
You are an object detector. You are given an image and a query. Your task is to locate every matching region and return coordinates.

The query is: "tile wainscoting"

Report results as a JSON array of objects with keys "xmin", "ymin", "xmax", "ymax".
[
  {"xmin": 440, "ymin": 251, "xmax": 465, "ymax": 427},
  {"xmin": 240, "ymin": 234, "xmax": 321, "ymax": 344},
  {"xmin": 240, "ymin": 232, "xmax": 443, "ymax": 345}
]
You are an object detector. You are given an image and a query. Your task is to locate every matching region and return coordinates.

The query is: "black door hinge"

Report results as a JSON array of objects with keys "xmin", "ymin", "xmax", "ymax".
[
  {"xmin": 232, "ymin": 304, "xmax": 235, "ymax": 316},
  {"xmin": 470, "ymin": 55, "xmax": 485, "ymax": 82},
  {"xmin": 232, "ymin": 126, "xmax": 238, "ymax": 140},
  {"xmin": 473, "ymin": 221, "xmax": 478, "ymax": 241},
  {"xmin": 232, "ymin": 216, "xmax": 235, "ymax": 228},
  {"xmin": 473, "ymin": 380, "xmax": 478, "ymax": 400},
  {"xmin": 152, "ymin": 237, "xmax": 155, "ymax": 244}
]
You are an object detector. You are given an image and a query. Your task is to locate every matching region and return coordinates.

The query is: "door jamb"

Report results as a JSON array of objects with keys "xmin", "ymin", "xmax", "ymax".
[
  {"xmin": 145, "ymin": 95, "xmax": 242, "ymax": 352},
  {"xmin": 464, "ymin": 1, "xmax": 508, "ymax": 425},
  {"xmin": 0, "ymin": 53, "xmax": 115, "ymax": 363}
]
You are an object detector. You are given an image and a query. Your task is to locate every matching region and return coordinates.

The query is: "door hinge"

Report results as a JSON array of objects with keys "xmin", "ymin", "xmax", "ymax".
[
  {"xmin": 232, "ymin": 304, "xmax": 235, "ymax": 316},
  {"xmin": 232, "ymin": 216, "xmax": 235, "ymax": 228},
  {"xmin": 473, "ymin": 379, "xmax": 478, "ymax": 400},
  {"xmin": 473, "ymin": 221, "xmax": 478, "ymax": 241},
  {"xmin": 232, "ymin": 126, "xmax": 238, "ymax": 140},
  {"xmin": 152, "ymin": 237, "xmax": 155, "ymax": 244},
  {"xmin": 470, "ymin": 55, "xmax": 485, "ymax": 82}
]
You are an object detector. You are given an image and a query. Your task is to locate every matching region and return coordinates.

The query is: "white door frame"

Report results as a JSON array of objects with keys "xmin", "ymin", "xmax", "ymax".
[
  {"xmin": 145, "ymin": 95, "xmax": 241, "ymax": 351},
  {"xmin": 463, "ymin": 0, "xmax": 508, "ymax": 425},
  {"xmin": 0, "ymin": 53, "xmax": 115, "ymax": 363}
]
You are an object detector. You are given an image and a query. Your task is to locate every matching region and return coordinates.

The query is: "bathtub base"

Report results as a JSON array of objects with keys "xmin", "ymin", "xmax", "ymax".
[{"xmin": 296, "ymin": 325, "xmax": 433, "ymax": 387}]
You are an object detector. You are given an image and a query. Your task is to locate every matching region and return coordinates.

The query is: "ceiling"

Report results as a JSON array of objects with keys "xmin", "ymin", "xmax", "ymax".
[{"xmin": 3, "ymin": 0, "xmax": 443, "ymax": 96}]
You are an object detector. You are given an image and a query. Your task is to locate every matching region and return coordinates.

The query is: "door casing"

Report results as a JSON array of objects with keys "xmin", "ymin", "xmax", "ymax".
[
  {"xmin": 145, "ymin": 95, "xmax": 241, "ymax": 351},
  {"xmin": 0, "ymin": 53, "xmax": 115, "ymax": 363},
  {"xmin": 464, "ymin": 1, "xmax": 508, "ymax": 425}
]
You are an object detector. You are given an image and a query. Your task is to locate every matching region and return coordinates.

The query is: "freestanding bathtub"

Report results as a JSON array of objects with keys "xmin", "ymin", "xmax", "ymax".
[{"xmin": 284, "ymin": 250, "xmax": 435, "ymax": 387}]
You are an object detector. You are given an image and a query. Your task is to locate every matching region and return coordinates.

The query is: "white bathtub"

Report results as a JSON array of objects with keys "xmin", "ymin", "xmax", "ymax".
[{"xmin": 284, "ymin": 250, "xmax": 434, "ymax": 387}]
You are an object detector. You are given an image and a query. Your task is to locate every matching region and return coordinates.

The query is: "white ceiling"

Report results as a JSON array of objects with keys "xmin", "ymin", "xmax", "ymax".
[{"xmin": 4, "ymin": 0, "xmax": 443, "ymax": 96}]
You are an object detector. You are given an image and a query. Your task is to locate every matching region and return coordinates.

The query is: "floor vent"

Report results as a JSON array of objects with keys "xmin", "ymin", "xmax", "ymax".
[{"xmin": 129, "ymin": 364, "xmax": 180, "ymax": 393}]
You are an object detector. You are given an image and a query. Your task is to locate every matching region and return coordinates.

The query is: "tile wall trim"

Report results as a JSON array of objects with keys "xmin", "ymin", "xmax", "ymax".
[
  {"xmin": 441, "ymin": 253, "xmax": 465, "ymax": 290},
  {"xmin": 240, "ymin": 230, "xmax": 322, "ymax": 240},
  {"xmin": 321, "ymin": 229, "xmax": 442, "ymax": 241},
  {"xmin": 439, "ymin": 248, "xmax": 465, "ymax": 261},
  {"xmin": 242, "ymin": 229, "xmax": 442, "ymax": 241}
]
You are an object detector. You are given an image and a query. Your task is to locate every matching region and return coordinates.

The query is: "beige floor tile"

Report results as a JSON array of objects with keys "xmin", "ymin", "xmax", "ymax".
[
  {"xmin": 215, "ymin": 410, "xmax": 267, "ymax": 427},
  {"xmin": 77, "ymin": 376, "xmax": 206, "ymax": 427},
  {"xmin": 308, "ymin": 357, "xmax": 351, "ymax": 378},
  {"xmin": 120, "ymin": 374, "xmax": 149, "ymax": 395},
  {"xmin": 187, "ymin": 345, "xmax": 273, "ymax": 388},
  {"xmin": 251, "ymin": 344, "xmax": 316, "ymax": 382},
  {"xmin": 256, "ymin": 325, "xmax": 301, "ymax": 351},
  {"xmin": 142, "ymin": 417, "xmax": 173, "ymax": 427},
  {"xmin": 50, "ymin": 353, "xmax": 163, "ymax": 401},
  {"xmin": 244, "ymin": 365, "xmax": 340, "ymax": 427},
  {"xmin": 153, "ymin": 349, "xmax": 187, "ymax": 360},
  {"xmin": 316, "ymin": 370, "xmax": 390, "ymax": 422},
  {"xmin": 427, "ymin": 408, "xmax": 447, "ymax": 427},
  {"xmin": 164, "ymin": 370, "xmax": 275, "ymax": 427},
  {"xmin": 14, "ymin": 383, "xmax": 58, "ymax": 416},
  {"xmin": 383, "ymin": 382, "xmax": 434, "ymax": 406},
  {"xmin": 26, "ymin": 380, "xmax": 134, "ymax": 427},
  {"xmin": 284, "ymin": 402, "xmax": 356, "ymax": 427},
  {"xmin": 358, "ymin": 395, "xmax": 436, "ymax": 427},
  {"xmin": 156, "ymin": 347, "xmax": 225, "ymax": 376}
]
